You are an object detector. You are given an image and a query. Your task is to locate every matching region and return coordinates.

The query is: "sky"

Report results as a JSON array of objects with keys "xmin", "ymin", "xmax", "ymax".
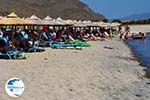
[{"xmin": 81, "ymin": 0, "xmax": 150, "ymax": 19}]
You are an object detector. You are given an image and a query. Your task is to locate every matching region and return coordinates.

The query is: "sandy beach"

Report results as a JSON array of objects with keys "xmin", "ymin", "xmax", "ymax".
[
  {"xmin": 129, "ymin": 25, "xmax": 150, "ymax": 33},
  {"xmin": 0, "ymin": 25, "xmax": 150, "ymax": 100}
]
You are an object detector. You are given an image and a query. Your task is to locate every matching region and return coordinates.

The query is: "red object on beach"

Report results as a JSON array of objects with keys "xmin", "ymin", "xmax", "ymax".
[{"xmin": 43, "ymin": 25, "xmax": 48, "ymax": 31}]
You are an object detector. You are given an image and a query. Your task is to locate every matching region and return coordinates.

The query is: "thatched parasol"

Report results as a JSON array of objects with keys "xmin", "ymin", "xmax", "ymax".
[
  {"xmin": 27, "ymin": 15, "xmax": 42, "ymax": 25},
  {"xmin": 44, "ymin": 16, "xmax": 53, "ymax": 21},
  {"xmin": 0, "ymin": 16, "xmax": 3, "ymax": 20},
  {"xmin": 85, "ymin": 21, "xmax": 99, "ymax": 27},
  {"xmin": 0, "ymin": 12, "xmax": 29, "ymax": 25},
  {"xmin": 110, "ymin": 22, "xmax": 121, "ymax": 27},
  {"xmin": 73, "ymin": 21, "xmax": 87, "ymax": 27},
  {"xmin": 42, "ymin": 16, "xmax": 56, "ymax": 25},
  {"xmin": 97, "ymin": 22, "xmax": 111, "ymax": 27},
  {"xmin": 54, "ymin": 17, "xmax": 72, "ymax": 26}
]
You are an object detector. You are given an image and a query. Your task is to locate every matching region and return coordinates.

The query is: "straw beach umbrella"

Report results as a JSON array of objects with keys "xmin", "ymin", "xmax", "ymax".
[
  {"xmin": 110, "ymin": 22, "xmax": 121, "ymax": 27},
  {"xmin": 56, "ymin": 17, "xmax": 62, "ymax": 21},
  {"xmin": 98, "ymin": 22, "xmax": 111, "ymax": 27},
  {"xmin": 0, "ymin": 12, "xmax": 31, "ymax": 46},
  {"xmin": 74, "ymin": 21, "xmax": 87, "ymax": 27},
  {"xmin": 54, "ymin": 17, "xmax": 66, "ymax": 26},
  {"xmin": 27, "ymin": 15, "xmax": 42, "ymax": 25},
  {"xmin": 72, "ymin": 20, "xmax": 87, "ymax": 31},
  {"xmin": 26, "ymin": 15, "xmax": 44, "ymax": 30},
  {"xmin": 54, "ymin": 17, "xmax": 73, "ymax": 26},
  {"xmin": 0, "ymin": 12, "xmax": 29, "ymax": 25},
  {"xmin": 42, "ymin": 16, "xmax": 56, "ymax": 25},
  {"xmin": 64, "ymin": 19, "xmax": 75, "ymax": 26},
  {"xmin": 0, "ymin": 16, "xmax": 3, "ymax": 20},
  {"xmin": 44, "ymin": 16, "xmax": 53, "ymax": 21}
]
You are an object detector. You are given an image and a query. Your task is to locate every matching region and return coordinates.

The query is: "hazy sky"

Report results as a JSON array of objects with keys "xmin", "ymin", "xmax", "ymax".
[{"xmin": 81, "ymin": 0, "xmax": 150, "ymax": 19}]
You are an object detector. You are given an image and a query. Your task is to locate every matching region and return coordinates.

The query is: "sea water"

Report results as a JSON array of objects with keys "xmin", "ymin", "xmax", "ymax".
[{"xmin": 128, "ymin": 33, "xmax": 150, "ymax": 69}]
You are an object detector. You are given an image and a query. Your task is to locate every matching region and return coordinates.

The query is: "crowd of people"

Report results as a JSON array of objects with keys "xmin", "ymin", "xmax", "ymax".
[
  {"xmin": 118, "ymin": 25, "xmax": 130, "ymax": 40},
  {"xmin": 0, "ymin": 25, "xmax": 118, "ymax": 57},
  {"xmin": 3, "ymin": 24, "xmax": 146, "ymax": 59},
  {"xmin": 0, "ymin": 26, "xmax": 117, "ymax": 47},
  {"xmin": 118, "ymin": 25, "xmax": 146, "ymax": 40}
]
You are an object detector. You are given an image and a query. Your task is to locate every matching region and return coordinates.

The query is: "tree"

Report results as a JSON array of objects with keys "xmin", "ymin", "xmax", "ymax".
[
  {"xmin": 103, "ymin": 19, "xmax": 108, "ymax": 22},
  {"xmin": 112, "ymin": 19, "xmax": 121, "ymax": 23}
]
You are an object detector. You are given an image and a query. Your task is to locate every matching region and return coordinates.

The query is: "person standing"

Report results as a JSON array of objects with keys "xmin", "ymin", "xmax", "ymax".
[
  {"xmin": 0, "ymin": 28, "xmax": 3, "ymax": 38},
  {"xmin": 124, "ymin": 32, "xmax": 129, "ymax": 40},
  {"xmin": 125, "ymin": 25, "xmax": 130, "ymax": 33},
  {"xmin": 118, "ymin": 26, "xmax": 122, "ymax": 34},
  {"xmin": 119, "ymin": 31, "xmax": 124, "ymax": 40}
]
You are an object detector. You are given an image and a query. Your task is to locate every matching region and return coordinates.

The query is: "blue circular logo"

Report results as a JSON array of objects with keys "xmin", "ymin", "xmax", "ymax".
[{"xmin": 5, "ymin": 77, "xmax": 25, "ymax": 97}]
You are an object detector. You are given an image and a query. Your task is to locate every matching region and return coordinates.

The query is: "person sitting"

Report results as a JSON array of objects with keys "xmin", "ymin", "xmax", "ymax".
[
  {"xmin": 0, "ymin": 37, "xmax": 8, "ymax": 53},
  {"xmin": 52, "ymin": 31, "xmax": 57, "ymax": 41},
  {"xmin": 124, "ymin": 32, "xmax": 129, "ymax": 40},
  {"xmin": 118, "ymin": 26, "xmax": 122, "ymax": 34},
  {"xmin": 131, "ymin": 33, "xmax": 135, "ymax": 38},
  {"xmin": 141, "ymin": 32, "xmax": 146, "ymax": 39},
  {"xmin": 0, "ymin": 28, "xmax": 3, "ymax": 38},
  {"xmin": 90, "ymin": 33, "xmax": 97, "ymax": 40}
]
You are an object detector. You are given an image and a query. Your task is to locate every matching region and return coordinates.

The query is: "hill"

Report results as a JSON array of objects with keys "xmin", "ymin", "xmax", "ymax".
[
  {"xmin": 121, "ymin": 13, "xmax": 150, "ymax": 20},
  {"xmin": 0, "ymin": 0, "xmax": 105, "ymax": 20}
]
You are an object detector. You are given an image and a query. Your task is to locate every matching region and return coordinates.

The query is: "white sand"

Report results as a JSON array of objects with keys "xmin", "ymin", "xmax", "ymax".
[
  {"xmin": 129, "ymin": 25, "xmax": 150, "ymax": 33},
  {"xmin": 0, "ymin": 25, "xmax": 150, "ymax": 100}
]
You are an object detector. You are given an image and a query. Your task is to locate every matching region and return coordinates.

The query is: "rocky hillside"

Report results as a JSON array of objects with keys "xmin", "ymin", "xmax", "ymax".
[{"xmin": 0, "ymin": 0, "xmax": 105, "ymax": 20}]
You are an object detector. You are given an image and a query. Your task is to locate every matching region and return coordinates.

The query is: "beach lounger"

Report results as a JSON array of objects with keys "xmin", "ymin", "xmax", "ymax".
[
  {"xmin": 28, "ymin": 45, "xmax": 45, "ymax": 52},
  {"xmin": 27, "ymin": 40, "xmax": 45, "ymax": 52},
  {"xmin": 51, "ymin": 43, "xmax": 82, "ymax": 49},
  {"xmin": 73, "ymin": 40, "xmax": 91, "ymax": 47},
  {"xmin": 0, "ymin": 37, "xmax": 27, "ymax": 59},
  {"xmin": 0, "ymin": 50, "xmax": 27, "ymax": 59},
  {"xmin": 51, "ymin": 39, "xmax": 91, "ymax": 49},
  {"xmin": 67, "ymin": 36, "xmax": 91, "ymax": 47}
]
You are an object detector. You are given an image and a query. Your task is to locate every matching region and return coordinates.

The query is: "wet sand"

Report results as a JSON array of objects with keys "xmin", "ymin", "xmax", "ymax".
[{"xmin": 0, "ymin": 25, "xmax": 150, "ymax": 100}]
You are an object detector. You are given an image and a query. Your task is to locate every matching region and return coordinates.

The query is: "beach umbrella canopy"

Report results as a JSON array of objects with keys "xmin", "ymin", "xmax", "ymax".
[
  {"xmin": 55, "ymin": 17, "xmax": 65, "ymax": 25},
  {"xmin": 56, "ymin": 17, "xmax": 63, "ymax": 21},
  {"xmin": 98, "ymin": 22, "xmax": 111, "ymax": 27},
  {"xmin": 27, "ymin": 15, "xmax": 42, "ymax": 25},
  {"xmin": 42, "ymin": 16, "xmax": 56, "ymax": 25},
  {"xmin": 110, "ymin": 22, "xmax": 121, "ymax": 27},
  {"xmin": 74, "ymin": 21, "xmax": 87, "ymax": 27},
  {"xmin": 74, "ymin": 23, "xmax": 87, "ymax": 27},
  {"xmin": 54, "ymin": 17, "xmax": 72, "ymax": 26},
  {"xmin": 54, "ymin": 20, "xmax": 65, "ymax": 26},
  {"xmin": 0, "ymin": 16, "xmax": 3, "ymax": 20},
  {"xmin": 0, "ymin": 12, "xmax": 29, "ymax": 25},
  {"xmin": 29, "ymin": 15, "xmax": 41, "ymax": 20},
  {"xmin": 64, "ymin": 19, "xmax": 74, "ymax": 25},
  {"xmin": 44, "ymin": 16, "xmax": 53, "ymax": 21},
  {"xmin": 85, "ymin": 21, "xmax": 99, "ymax": 27}
]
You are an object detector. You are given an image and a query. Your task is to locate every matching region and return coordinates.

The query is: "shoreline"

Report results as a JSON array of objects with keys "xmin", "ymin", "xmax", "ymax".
[
  {"xmin": 126, "ymin": 25, "xmax": 150, "ymax": 78},
  {"xmin": 124, "ymin": 40, "xmax": 150, "ymax": 78},
  {"xmin": 124, "ymin": 40, "xmax": 146, "ymax": 67}
]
